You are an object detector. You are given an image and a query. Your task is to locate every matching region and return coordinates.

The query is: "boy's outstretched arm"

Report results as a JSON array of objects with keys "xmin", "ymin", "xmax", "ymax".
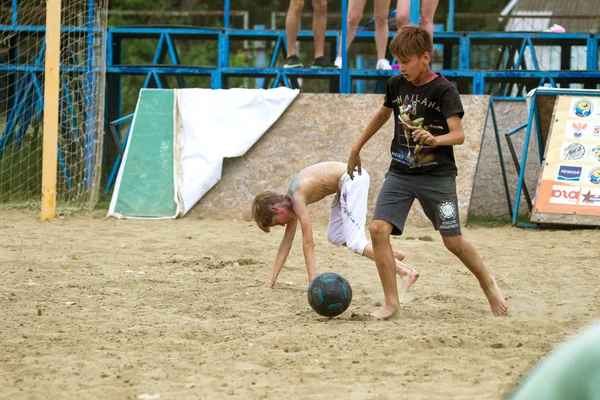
[
  {"xmin": 265, "ymin": 218, "xmax": 297, "ymax": 288},
  {"xmin": 348, "ymin": 106, "xmax": 393, "ymax": 179},
  {"xmin": 293, "ymin": 201, "xmax": 316, "ymax": 284}
]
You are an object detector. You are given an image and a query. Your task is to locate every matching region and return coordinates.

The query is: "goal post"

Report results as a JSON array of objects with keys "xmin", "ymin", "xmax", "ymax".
[
  {"xmin": 0, "ymin": 0, "xmax": 109, "ymax": 216},
  {"xmin": 40, "ymin": 0, "xmax": 61, "ymax": 220}
]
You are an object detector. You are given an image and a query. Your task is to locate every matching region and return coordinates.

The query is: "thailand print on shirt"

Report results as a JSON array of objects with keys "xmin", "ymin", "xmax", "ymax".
[{"xmin": 383, "ymin": 74, "xmax": 464, "ymax": 175}]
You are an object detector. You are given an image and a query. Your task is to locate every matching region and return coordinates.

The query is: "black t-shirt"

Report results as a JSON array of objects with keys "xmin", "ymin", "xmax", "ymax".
[{"xmin": 383, "ymin": 73, "xmax": 464, "ymax": 175}]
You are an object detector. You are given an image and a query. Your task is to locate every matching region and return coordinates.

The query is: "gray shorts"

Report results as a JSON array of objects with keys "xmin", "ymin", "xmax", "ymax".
[{"xmin": 372, "ymin": 170, "xmax": 461, "ymax": 237}]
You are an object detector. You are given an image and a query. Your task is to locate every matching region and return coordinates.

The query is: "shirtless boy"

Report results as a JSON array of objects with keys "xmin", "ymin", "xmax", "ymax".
[{"xmin": 251, "ymin": 161, "xmax": 418, "ymax": 291}]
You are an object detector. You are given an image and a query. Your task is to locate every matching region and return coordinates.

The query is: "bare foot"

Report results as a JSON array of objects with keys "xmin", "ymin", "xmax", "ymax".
[
  {"xmin": 393, "ymin": 250, "xmax": 406, "ymax": 262},
  {"xmin": 371, "ymin": 304, "xmax": 399, "ymax": 320},
  {"xmin": 482, "ymin": 276, "xmax": 508, "ymax": 316},
  {"xmin": 398, "ymin": 267, "xmax": 419, "ymax": 293}
]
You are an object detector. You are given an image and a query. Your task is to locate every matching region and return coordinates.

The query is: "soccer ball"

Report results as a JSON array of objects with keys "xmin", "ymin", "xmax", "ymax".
[{"xmin": 307, "ymin": 272, "xmax": 352, "ymax": 317}]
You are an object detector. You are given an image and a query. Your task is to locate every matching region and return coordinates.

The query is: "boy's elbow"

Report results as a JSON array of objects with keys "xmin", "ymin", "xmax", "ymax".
[{"xmin": 455, "ymin": 131, "xmax": 465, "ymax": 145}]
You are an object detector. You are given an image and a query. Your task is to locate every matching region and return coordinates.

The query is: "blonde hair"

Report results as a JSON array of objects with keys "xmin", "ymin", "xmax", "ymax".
[
  {"xmin": 251, "ymin": 191, "xmax": 284, "ymax": 233},
  {"xmin": 389, "ymin": 24, "xmax": 432, "ymax": 61}
]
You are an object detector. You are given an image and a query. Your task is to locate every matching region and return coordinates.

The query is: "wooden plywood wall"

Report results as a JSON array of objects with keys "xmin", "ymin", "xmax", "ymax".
[{"xmin": 189, "ymin": 93, "xmax": 490, "ymax": 230}]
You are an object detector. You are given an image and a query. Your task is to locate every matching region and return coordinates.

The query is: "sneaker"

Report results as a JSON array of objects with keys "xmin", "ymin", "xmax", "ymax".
[
  {"xmin": 334, "ymin": 56, "xmax": 342, "ymax": 68},
  {"xmin": 376, "ymin": 59, "xmax": 392, "ymax": 70},
  {"xmin": 283, "ymin": 55, "xmax": 303, "ymax": 68},
  {"xmin": 311, "ymin": 56, "xmax": 339, "ymax": 69}
]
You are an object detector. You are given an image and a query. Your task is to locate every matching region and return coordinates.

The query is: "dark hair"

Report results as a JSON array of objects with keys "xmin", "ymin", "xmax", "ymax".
[
  {"xmin": 389, "ymin": 24, "xmax": 433, "ymax": 60},
  {"xmin": 251, "ymin": 191, "xmax": 284, "ymax": 233}
]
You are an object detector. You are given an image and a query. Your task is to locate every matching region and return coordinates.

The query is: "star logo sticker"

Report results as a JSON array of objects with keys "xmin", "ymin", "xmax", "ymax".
[{"xmin": 581, "ymin": 190, "xmax": 599, "ymax": 203}]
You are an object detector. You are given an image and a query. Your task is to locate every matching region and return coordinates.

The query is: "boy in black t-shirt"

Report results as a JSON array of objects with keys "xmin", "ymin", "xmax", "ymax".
[{"xmin": 347, "ymin": 24, "xmax": 508, "ymax": 319}]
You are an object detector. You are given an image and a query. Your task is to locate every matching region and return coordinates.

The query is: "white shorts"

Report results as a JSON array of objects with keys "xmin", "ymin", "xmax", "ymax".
[{"xmin": 326, "ymin": 169, "xmax": 370, "ymax": 255}]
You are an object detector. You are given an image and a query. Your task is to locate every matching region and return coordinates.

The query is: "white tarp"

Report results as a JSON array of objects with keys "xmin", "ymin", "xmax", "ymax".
[
  {"xmin": 175, "ymin": 87, "xmax": 299, "ymax": 216},
  {"xmin": 107, "ymin": 87, "xmax": 299, "ymax": 219}
]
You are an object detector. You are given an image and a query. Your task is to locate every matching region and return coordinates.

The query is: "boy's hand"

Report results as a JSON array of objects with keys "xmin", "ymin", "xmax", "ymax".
[
  {"xmin": 412, "ymin": 129, "xmax": 437, "ymax": 146},
  {"xmin": 347, "ymin": 152, "xmax": 362, "ymax": 180},
  {"xmin": 264, "ymin": 279, "xmax": 275, "ymax": 288}
]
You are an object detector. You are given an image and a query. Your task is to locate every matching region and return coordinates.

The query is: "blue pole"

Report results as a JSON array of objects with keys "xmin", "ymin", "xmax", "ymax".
[
  {"xmin": 84, "ymin": 0, "xmax": 95, "ymax": 190},
  {"xmin": 11, "ymin": 0, "xmax": 18, "ymax": 25},
  {"xmin": 409, "ymin": 0, "xmax": 421, "ymax": 25},
  {"xmin": 224, "ymin": 0, "xmax": 230, "ymax": 29},
  {"xmin": 340, "ymin": 0, "xmax": 349, "ymax": 93},
  {"xmin": 447, "ymin": 0, "xmax": 455, "ymax": 32},
  {"xmin": 254, "ymin": 25, "xmax": 266, "ymax": 88},
  {"xmin": 512, "ymin": 94, "xmax": 537, "ymax": 225}
]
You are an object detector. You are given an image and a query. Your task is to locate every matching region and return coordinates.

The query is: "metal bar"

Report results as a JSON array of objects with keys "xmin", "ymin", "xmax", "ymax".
[
  {"xmin": 459, "ymin": 35, "xmax": 470, "ymax": 69},
  {"xmin": 218, "ymin": 32, "xmax": 229, "ymax": 68},
  {"xmin": 61, "ymin": 74, "xmax": 81, "ymax": 142},
  {"xmin": 506, "ymin": 122, "xmax": 527, "ymax": 137},
  {"xmin": 340, "ymin": 0, "xmax": 350, "ymax": 93},
  {"xmin": 512, "ymin": 94, "xmax": 537, "ymax": 225},
  {"xmin": 534, "ymin": 104, "xmax": 544, "ymax": 164},
  {"xmin": 83, "ymin": 0, "xmax": 96, "ymax": 190},
  {"xmin": 0, "ymin": 26, "xmax": 104, "ymax": 33},
  {"xmin": 489, "ymin": 100, "xmax": 514, "ymax": 217},
  {"xmin": 11, "ymin": 0, "xmax": 17, "ymax": 25},
  {"xmin": 526, "ymin": 37, "xmax": 540, "ymax": 70},
  {"xmin": 505, "ymin": 132, "xmax": 533, "ymax": 211},
  {"xmin": 514, "ymin": 39, "xmax": 528, "ymax": 70},
  {"xmin": 57, "ymin": 145, "xmax": 72, "ymax": 190},
  {"xmin": 164, "ymin": 33, "xmax": 186, "ymax": 87},
  {"xmin": 105, "ymin": 119, "xmax": 133, "ymax": 195},
  {"xmin": 586, "ymin": 35, "xmax": 598, "ymax": 71},
  {"xmin": 269, "ymin": 34, "xmax": 283, "ymax": 68},
  {"xmin": 409, "ymin": 0, "xmax": 421, "ymax": 25},
  {"xmin": 109, "ymin": 124, "xmax": 123, "ymax": 157},
  {"xmin": 447, "ymin": 0, "xmax": 455, "ymax": 32},
  {"xmin": 211, "ymin": 69, "xmax": 222, "ymax": 89},
  {"xmin": 110, "ymin": 114, "xmax": 135, "ymax": 126},
  {"xmin": 224, "ymin": 0, "xmax": 230, "ymax": 29}
]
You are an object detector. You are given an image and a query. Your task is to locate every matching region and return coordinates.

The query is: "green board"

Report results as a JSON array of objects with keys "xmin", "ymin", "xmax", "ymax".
[{"xmin": 113, "ymin": 89, "xmax": 177, "ymax": 218}]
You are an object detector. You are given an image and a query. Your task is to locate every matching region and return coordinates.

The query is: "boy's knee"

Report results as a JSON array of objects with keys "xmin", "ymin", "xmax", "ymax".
[
  {"xmin": 420, "ymin": 14, "xmax": 434, "ymax": 26},
  {"xmin": 374, "ymin": 14, "xmax": 388, "ymax": 26},
  {"xmin": 289, "ymin": 0, "xmax": 305, "ymax": 13},
  {"xmin": 311, "ymin": 0, "xmax": 326, "ymax": 13},
  {"xmin": 346, "ymin": 238, "xmax": 368, "ymax": 256},
  {"xmin": 370, "ymin": 220, "xmax": 391, "ymax": 240},
  {"xmin": 443, "ymin": 236, "xmax": 464, "ymax": 255},
  {"xmin": 347, "ymin": 12, "xmax": 362, "ymax": 26},
  {"xmin": 396, "ymin": 16, "xmax": 409, "ymax": 28},
  {"xmin": 326, "ymin": 231, "xmax": 339, "ymax": 246}
]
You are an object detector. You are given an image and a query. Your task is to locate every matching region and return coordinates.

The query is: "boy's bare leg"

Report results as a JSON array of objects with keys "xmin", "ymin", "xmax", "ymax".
[
  {"xmin": 285, "ymin": 0, "xmax": 303, "ymax": 56},
  {"xmin": 369, "ymin": 220, "xmax": 401, "ymax": 319},
  {"xmin": 362, "ymin": 244, "xmax": 419, "ymax": 291},
  {"xmin": 442, "ymin": 235, "xmax": 508, "ymax": 316},
  {"xmin": 311, "ymin": 0, "xmax": 327, "ymax": 58}
]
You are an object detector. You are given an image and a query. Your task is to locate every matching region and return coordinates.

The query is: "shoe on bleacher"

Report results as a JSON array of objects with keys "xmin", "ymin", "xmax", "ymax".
[
  {"xmin": 334, "ymin": 56, "xmax": 342, "ymax": 68},
  {"xmin": 376, "ymin": 59, "xmax": 392, "ymax": 70},
  {"xmin": 283, "ymin": 55, "xmax": 303, "ymax": 68},
  {"xmin": 312, "ymin": 57, "xmax": 339, "ymax": 69}
]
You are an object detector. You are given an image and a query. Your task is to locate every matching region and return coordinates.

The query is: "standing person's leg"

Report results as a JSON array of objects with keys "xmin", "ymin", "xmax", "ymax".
[
  {"xmin": 395, "ymin": 0, "xmax": 410, "ymax": 29},
  {"xmin": 417, "ymin": 174, "xmax": 508, "ymax": 316},
  {"xmin": 284, "ymin": 0, "xmax": 305, "ymax": 67},
  {"xmin": 362, "ymin": 244, "xmax": 419, "ymax": 291},
  {"xmin": 311, "ymin": 0, "xmax": 327, "ymax": 59},
  {"xmin": 442, "ymin": 235, "xmax": 508, "ymax": 316},
  {"xmin": 420, "ymin": 0, "xmax": 439, "ymax": 36},
  {"xmin": 370, "ymin": 220, "xmax": 400, "ymax": 318},
  {"xmin": 336, "ymin": 0, "xmax": 367, "ymax": 67},
  {"xmin": 369, "ymin": 171, "xmax": 414, "ymax": 319},
  {"xmin": 374, "ymin": 0, "xmax": 392, "ymax": 69}
]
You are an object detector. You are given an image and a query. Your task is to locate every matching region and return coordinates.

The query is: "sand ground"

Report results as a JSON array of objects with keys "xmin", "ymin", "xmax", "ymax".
[{"xmin": 0, "ymin": 210, "xmax": 599, "ymax": 399}]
